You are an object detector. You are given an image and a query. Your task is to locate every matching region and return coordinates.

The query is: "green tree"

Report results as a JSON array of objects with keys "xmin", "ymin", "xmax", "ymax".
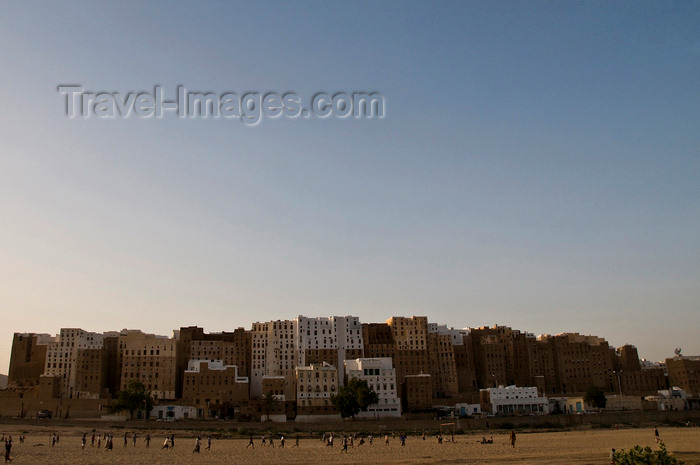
[
  {"xmin": 261, "ymin": 391, "xmax": 276, "ymax": 421},
  {"xmin": 584, "ymin": 386, "xmax": 607, "ymax": 410},
  {"xmin": 111, "ymin": 379, "xmax": 154, "ymax": 419},
  {"xmin": 331, "ymin": 378, "xmax": 379, "ymax": 419},
  {"xmin": 613, "ymin": 442, "xmax": 684, "ymax": 465}
]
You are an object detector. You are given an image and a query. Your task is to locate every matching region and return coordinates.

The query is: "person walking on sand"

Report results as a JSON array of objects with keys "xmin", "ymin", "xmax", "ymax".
[
  {"xmin": 509, "ymin": 431, "xmax": 516, "ymax": 448},
  {"xmin": 280, "ymin": 435, "xmax": 285, "ymax": 448},
  {"xmin": 261, "ymin": 434, "xmax": 266, "ymax": 446},
  {"xmin": 193, "ymin": 436, "xmax": 201, "ymax": 453},
  {"xmin": 5, "ymin": 436, "xmax": 11, "ymax": 463},
  {"xmin": 340, "ymin": 436, "xmax": 348, "ymax": 453},
  {"xmin": 246, "ymin": 435, "xmax": 254, "ymax": 449},
  {"xmin": 269, "ymin": 436, "xmax": 275, "ymax": 448},
  {"xmin": 170, "ymin": 434, "xmax": 175, "ymax": 449},
  {"xmin": 132, "ymin": 433, "xmax": 137, "ymax": 446},
  {"xmin": 292, "ymin": 435, "xmax": 299, "ymax": 447},
  {"xmin": 610, "ymin": 448, "xmax": 616, "ymax": 465},
  {"xmin": 145, "ymin": 434, "xmax": 151, "ymax": 448},
  {"xmin": 82, "ymin": 433, "xmax": 87, "ymax": 449},
  {"xmin": 91, "ymin": 433, "xmax": 95, "ymax": 447},
  {"xmin": 124, "ymin": 432, "xmax": 128, "ymax": 447},
  {"xmin": 161, "ymin": 437, "xmax": 170, "ymax": 449},
  {"xmin": 385, "ymin": 434, "xmax": 389, "ymax": 445},
  {"xmin": 206, "ymin": 436, "xmax": 211, "ymax": 450},
  {"xmin": 654, "ymin": 426, "xmax": 660, "ymax": 443}
]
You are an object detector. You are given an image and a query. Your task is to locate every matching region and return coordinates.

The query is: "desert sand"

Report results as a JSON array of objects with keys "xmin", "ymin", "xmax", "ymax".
[{"xmin": 1, "ymin": 425, "xmax": 699, "ymax": 465}]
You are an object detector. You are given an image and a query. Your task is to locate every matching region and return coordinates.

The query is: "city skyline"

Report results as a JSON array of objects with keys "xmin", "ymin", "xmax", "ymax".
[{"xmin": 1, "ymin": 2, "xmax": 699, "ymax": 375}]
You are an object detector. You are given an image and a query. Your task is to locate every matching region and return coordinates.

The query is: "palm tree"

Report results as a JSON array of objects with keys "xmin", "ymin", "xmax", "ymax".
[{"xmin": 261, "ymin": 392, "xmax": 275, "ymax": 421}]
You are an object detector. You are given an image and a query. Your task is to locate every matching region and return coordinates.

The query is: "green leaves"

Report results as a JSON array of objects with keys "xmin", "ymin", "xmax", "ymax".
[
  {"xmin": 330, "ymin": 378, "xmax": 379, "ymax": 419},
  {"xmin": 613, "ymin": 442, "xmax": 684, "ymax": 465},
  {"xmin": 111, "ymin": 379, "xmax": 154, "ymax": 419}
]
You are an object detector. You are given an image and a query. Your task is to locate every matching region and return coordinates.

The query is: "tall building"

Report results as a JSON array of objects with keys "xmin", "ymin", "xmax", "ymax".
[
  {"xmin": 43, "ymin": 328, "xmax": 105, "ymax": 399},
  {"xmin": 182, "ymin": 359, "xmax": 249, "ymax": 419},
  {"xmin": 250, "ymin": 320, "xmax": 297, "ymax": 396},
  {"xmin": 387, "ymin": 316, "xmax": 430, "ymax": 387},
  {"xmin": 118, "ymin": 329, "xmax": 178, "ymax": 400},
  {"xmin": 426, "ymin": 325, "xmax": 459, "ymax": 398},
  {"xmin": 296, "ymin": 362, "xmax": 339, "ymax": 418},
  {"xmin": 296, "ymin": 315, "xmax": 364, "ymax": 384},
  {"xmin": 176, "ymin": 326, "xmax": 251, "ymax": 398},
  {"xmin": 8, "ymin": 333, "xmax": 52, "ymax": 387},
  {"xmin": 666, "ymin": 355, "xmax": 700, "ymax": 397},
  {"xmin": 547, "ymin": 333, "xmax": 614, "ymax": 394}
]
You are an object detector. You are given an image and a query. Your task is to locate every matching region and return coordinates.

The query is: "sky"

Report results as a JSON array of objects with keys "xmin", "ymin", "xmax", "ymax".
[{"xmin": 1, "ymin": 1, "xmax": 699, "ymax": 373}]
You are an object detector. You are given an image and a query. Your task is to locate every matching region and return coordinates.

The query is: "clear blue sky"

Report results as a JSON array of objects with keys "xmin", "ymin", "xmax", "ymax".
[{"xmin": 1, "ymin": 1, "xmax": 699, "ymax": 372}]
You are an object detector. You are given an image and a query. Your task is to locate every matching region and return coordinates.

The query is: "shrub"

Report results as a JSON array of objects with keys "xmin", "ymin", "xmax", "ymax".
[{"xmin": 613, "ymin": 442, "xmax": 683, "ymax": 465}]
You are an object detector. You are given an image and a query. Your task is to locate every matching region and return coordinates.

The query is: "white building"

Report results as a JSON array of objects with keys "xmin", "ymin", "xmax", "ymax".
[
  {"xmin": 344, "ymin": 358, "xmax": 401, "ymax": 418},
  {"xmin": 43, "ymin": 328, "xmax": 104, "ymax": 399},
  {"xmin": 645, "ymin": 387, "xmax": 687, "ymax": 411},
  {"xmin": 296, "ymin": 315, "xmax": 364, "ymax": 385},
  {"xmin": 481, "ymin": 385, "xmax": 549, "ymax": 415}
]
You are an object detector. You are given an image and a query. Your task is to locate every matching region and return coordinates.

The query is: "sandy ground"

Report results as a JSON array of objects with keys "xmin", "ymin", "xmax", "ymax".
[{"xmin": 1, "ymin": 425, "xmax": 699, "ymax": 464}]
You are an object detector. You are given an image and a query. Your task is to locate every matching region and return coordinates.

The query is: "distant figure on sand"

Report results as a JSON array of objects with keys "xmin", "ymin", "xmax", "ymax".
[
  {"xmin": 5, "ymin": 436, "xmax": 12, "ymax": 463},
  {"xmin": 654, "ymin": 426, "xmax": 660, "ymax": 443},
  {"xmin": 192, "ymin": 436, "xmax": 201, "ymax": 453},
  {"xmin": 509, "ymin": 431, "xmax": 516, "ymax": 448},
  {"xmin": 247, "ymin": 435, "xmax": 254, "ymax": 448}
]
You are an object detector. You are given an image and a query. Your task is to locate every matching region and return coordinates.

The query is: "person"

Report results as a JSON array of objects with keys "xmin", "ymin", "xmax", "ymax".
[
  {"xmin": 82, "ymin": 433, "xmax": 87, "ymax": 449},
  {"xmin": 509, "ymin": 431, "xmax": 516, "ymax": 448},
  {"xmin": 145, "ymin": 434, "xmax": 151, "ymax": 448},
  {"xmin": 358, "ymin": 437, "xmax": 365, "ymax": 446},
  {"xmin": 193, "ymin": 436, "xmax": 201, "ymax": 453},
  {"xmin": 246, "ymin": 435, "xmax": 254, "ymax": 449},
  {"xmin": 280, "ymin": 435, "xmax": 285, "ymax": 448},
  {"xmin": 422, "ymin": 431, "xmax": 426, "ymax": 441},
  {"xmin": 610, "ymin": 448, "xmax": 616, "ymax": 465},
  {"xmin": 132, "ymin": 433, "xmax": 137, "ymax": 446},
  {"xmin": 293, "ymin": 435, "xmax": 300, "ymax": 447},
  {"xmin": 269, "ymin": 436, "xmax": 275, "ymax": 447},
  {"xmin": 400, "ymin": 434, "xmax": 406, "ymax": 446},
  {"xmin": 206, "ymin": 436, "xmax": 211, "ymax": 450},
  {"xmin": 368, "ymin": 434, "xmax": 373, "ymax": 445},
  {"xmin": 385, "ymin": 434, "xmax": 389, "ymax": 445},
  {"xmin": 97, "ymin": 435, "xmax": 101, "ymax": 448},
  {"xmin": 328, "ymin": 434, "xmax": 334, "ymax": 447},
  {"xmin": 4, "ymin": 436, "xmax": 11, "ymax": 463},
  {"xmin": 654, "ymin": 426, "xmax": 660, "ymax": 443},
  {"xmin": 91, "ymin": 434, "xmax": 95, "ymax": 447},
  {"xmin": 261, "ymin": 434, "xmax": 266, "ymax": 446},
  {"xmin": 170, "ymin": 434, "xmax": 175, "ymax": 449},
  {"xmin": 438, "ymin": 433, "xmax": 443, "ymax": 444},
  {"xmin": 341, "ymin": 436, "xmax": 348, "ymax": 453},
  {"xmin": 161, "ymin": 437, "xmax": 170, "ymax": 449},
  {"xmin": 124, "ymin": 432, "xmax": 128, "ymax": 447}
]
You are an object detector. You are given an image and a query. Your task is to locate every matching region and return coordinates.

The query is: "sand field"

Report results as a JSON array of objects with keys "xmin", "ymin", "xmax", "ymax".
[{"xmin": 1, "ymin": 425, "xmax": 699, "ymax": 464}]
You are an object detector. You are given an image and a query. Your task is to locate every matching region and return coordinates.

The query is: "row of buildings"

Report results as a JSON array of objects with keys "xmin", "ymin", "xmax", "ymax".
[{"xmin": 3, "ymin": 315, "xmax": 699, "ymax": 420}]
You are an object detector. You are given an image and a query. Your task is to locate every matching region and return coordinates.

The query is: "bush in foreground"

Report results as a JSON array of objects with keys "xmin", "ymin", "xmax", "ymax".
[{"xmin": 613, "ymin": 442, "xmax": 683, "ymax": 465}]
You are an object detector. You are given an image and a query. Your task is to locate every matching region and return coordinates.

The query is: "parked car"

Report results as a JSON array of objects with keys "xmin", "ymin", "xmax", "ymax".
[{"xmin": 37, "ymin": 409, "xmax": 52, "ymax": 419}]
